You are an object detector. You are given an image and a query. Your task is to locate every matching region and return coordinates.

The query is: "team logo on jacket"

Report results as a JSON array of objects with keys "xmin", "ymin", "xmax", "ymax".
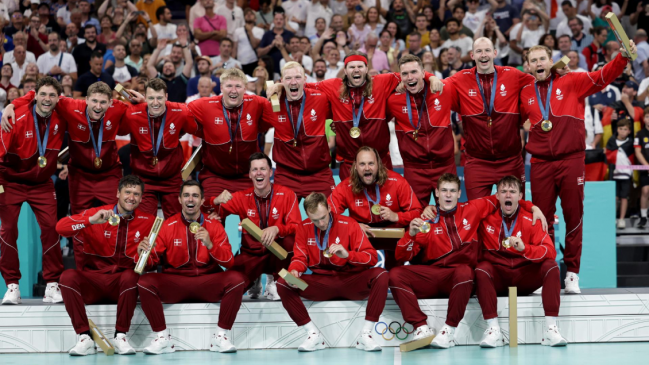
[
  {"xmin": 272, "ymin": 207, "xmax": 279, "ymax": 219},
  {"xmin": 174, "ymin": 239, "xmax": 182, "ymax": 246},
  {"xmin": 105, "ymin": 120, "xmax": 112, "ymax": 130},
  {"xmin": 462, "ymin": 218, "xmax": 471, "ymax": 230},
  {"xmin": 340, "ymin": 97, "xmax": 349, "ymax": 104},
  {"xmin": 385, "ymin": 194, "xmax": 393, "ymax": 207},
  {"xmin": 468, "ymin": 89, "xmax": 477, "ymax": 97},
  {"xmin": 278, "ymin": 115, "xmax": 286, "ymax": 123},
  {"xmin": 307, "ymin": 238, "xmax": 316, "ymax": 246},
  {"xmin": 78, "ymin": 123, "xmax": 86, "ymax": 131},
  {"xmin": 486, "ymin": 225, "xmax": 494, "ymax": 234},
  {"xmin": 499, "ymin": 84, "xmax": 506, "ymax": 96},
  {"xmin": 246, "ymin": 113, "xmax": 252, "ymax": 125},
  {"xmin": 139, "ymin": 127, "xmax": 148, "ymax": 134},
  {"xmin": 335, "ymin": 237, "xmax": 340, "ymax": 244},
  {"xmin": 402, "ymin": 106, "xmax": 408, "ymax": 114},
  {"xmin": 355, "ymin": 199, "xmax": 363, "ymax": 206},
  {"xmin": 169, "ymin": 123, "xmax": 176, "ymax": 135},
  {"xmin": 104, "ymin": 231, "xmax": 111, "ymax": 238},
  {"xmin": 53, "ymin": 124, "xmax": 59, "ymax": 135},
  {"xmin": 577, "ymin": 175, "xmax": 584, "ymax": 185},
  {"xmin": 25, "ymin": 130, "xmax": 33, "ymax": 138},
  {"xmin": 367, "ymin": 96, "xmax": 375, "ymax": 104},
  {"xmin": 528, "ymin": 98, "xmax": 535, "ymax": 105},
  {"xmin": 215, "ymin": 117, "xmax": 223, "ymax": 125},
  {"xmin": 556, "ymin": 88, "xmax": 563, "ymax": 100},
  {"xmin": 247, "ymin": 209, "xmax": 256, "ymax": 217},
  {"xmin": 310, "ymin": 109, "xmax": 317, "ymax": 121},
  {"xmin": 516, "ymin": 231, "xmax": 522, "ymax": 238},
  {"xmin": 434, "ymin": 227, "xmax": 443, "ymax": 234},
  {"xmin": 434, "ymin": 98, "xmax": 441, "ymax": 111},
  {"xmin": 134, "ymin": 231, "xmax": 141, "ymax": 243}
]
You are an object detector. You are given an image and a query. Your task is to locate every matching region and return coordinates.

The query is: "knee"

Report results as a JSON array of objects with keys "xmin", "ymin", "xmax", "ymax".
[
  {"xmin": 475, "ymin": 262, "xmax": 493, "ymax": 280},
  {"xmin": 276, "ymin": 278, "xmax": 294, "ymax": 295},
  {"xmin": 540, "ymin": 259, "xmax": 560, "ymax": 278},
  {"xmin": 223, "ymin": 271, "xmax": 247, "ymax": 293},
  {"xmin": 454, "ymin": 265, "xmax": 474, "ymax": 282},
  {"xmin": 388, "ymin": 266, "xmax": 407, "ymax": 287},
  {"xmin": 59, "ymin": 269, "xmax": 80, "ymax": 286},
  {"xmin": 120, "ymin": 269, "xmax": 140, "ymax": 287},
  {"xmin": 372, "ymin": 268, "xmax": 389, "ymax": 286},
  {"xmin": 137, "ymin": 273, "xmax": 157, "ymax": 291}
]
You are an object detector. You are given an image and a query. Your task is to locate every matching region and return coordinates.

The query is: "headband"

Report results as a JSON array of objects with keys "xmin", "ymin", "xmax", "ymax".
[{"xmin": 344, "ymin": 55, "xmax": 368, "ymax": 66}]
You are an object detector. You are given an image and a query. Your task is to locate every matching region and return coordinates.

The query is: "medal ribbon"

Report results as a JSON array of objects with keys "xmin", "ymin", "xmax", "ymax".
[
  {"xmin": 501, "ymin": 210, "xmax": 519, "ymax": 239},
  {"xmin": 363, "ymin": 184, "xmax": 381, "ymax": 207},
  {"xmin": 475, "ymin": 71, "xmax": 498, "ymax": 118},
  {"xmin": 222, "ymin": 103, "xmax": 242, "ymax": 146},
  {"xmin": 147, "ymin": 108, "xmax": 167, "ymax": 158},
  {"xmin": 284, "ymin": 94, "xmax": 306, "ymax": 143},
  {"xmin": 32, "ymin": 105, "xmax": 51, "ymax": 158},
  {"xmin": 313, "ymin": 213, "xmax": 333, "ymax": 251},
  {"xmin": 113, "ymin": 205, "xmax": 133, "ymax": 218},
  {"xmin": 406, "ymin": 88, "xmax": 428, "ymax": 132},
  {"xmin": 186, "ymin": 213, "xmax": 204, "ymax": 225},
  {"xmin": 86, "ymin": 111, "xmax": 105, "ymax": 163},
  {"xmin": 534, "ymin": 78, "xmax": 553, "ymax": 122},
  {"xmin": 434, "ymin": 206, "xmax": 457, "ymax": 224},
  {"xmin": 351, "ymin": 95, "xmax": 365, "ymax": 129},
  {"xmin": 254, "ymin": 185, "xmax": 273, "ymax": 229}
]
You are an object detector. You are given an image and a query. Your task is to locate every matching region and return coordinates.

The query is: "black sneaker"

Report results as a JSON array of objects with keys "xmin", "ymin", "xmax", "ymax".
[{"xmin": 639, "ymin": 217, "xmax": 647, "ymax": 228}]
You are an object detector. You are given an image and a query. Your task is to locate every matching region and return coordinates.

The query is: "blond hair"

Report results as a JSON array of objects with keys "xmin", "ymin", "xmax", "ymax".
[
  {"xmin": 87, "ymin": 81, "xmax": 112, "ymax": 99},
  {"xmin": 219, "ymin": 68, "xmax": 247, "ymax": 85},
  {"xmin": 526, "ymin": 45, "xmax": 553, "ymax": 63},
  {"xmin": 281, "ymin": 61, "xmax": 305, "ymax": 78},
  {"xmin": 304, "ymin": 192, "xmax": 329, "ymax": 214}
]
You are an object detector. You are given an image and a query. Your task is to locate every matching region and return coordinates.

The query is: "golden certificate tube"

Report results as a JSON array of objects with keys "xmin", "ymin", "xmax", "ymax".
[
  {"xmin": 115, "ymin": 84, "xmax": 135, "ymax": 102},
  {"xmin": 135, "ymin": 216, "xmax": 164, "ymax": 274}
]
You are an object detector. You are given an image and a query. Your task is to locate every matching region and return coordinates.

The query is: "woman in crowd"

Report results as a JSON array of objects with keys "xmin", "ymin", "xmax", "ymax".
[
  {"xmin": 385, "ymin": 21, "xmax": 405, "ymax": 51},
  {"xmin": 429, "ymin": 28, "xmax": 444, "ymax": 57},
  {"xmin": 366, "ymin": 7, "xmax": 384, "ymax": 37},
  {"xmin": 348, "ymin": 10, "xmax": 371, "ymax": 50},
  {"xmin": 540, "ymin": 33, "xmax": 560, "ymax": 58},
  {"xmin": 437, "ymin": 47, "xmax": 450, "ymax": 75}
]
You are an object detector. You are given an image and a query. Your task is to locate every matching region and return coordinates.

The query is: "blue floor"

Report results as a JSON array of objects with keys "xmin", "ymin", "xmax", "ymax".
[{"xmin": 1, "ymin": 343, "xmax": 648, "ymax": 365}]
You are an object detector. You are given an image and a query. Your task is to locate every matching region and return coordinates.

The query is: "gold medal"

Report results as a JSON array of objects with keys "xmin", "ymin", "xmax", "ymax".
[
  {"xmin": 541, "ymin": 120, "xmax": 553, "ymax": 132},
  {"xmin": 488, "ymin": 117, "xmax": 492, "ymax": 127},
  {"xmin": 502, "ymin": 238, "xmax": 511, "ymax": 249},
  {"xmin": 323, "ymin": 250, "xmax": 333, "ymax": 258},
  {"xmin": 413, "ymin": 129, "xmax": 419, "ymax": 141},
  {"xmin": 293, "ymin": 139, "xmax": 297, "ymax": 147},
  {"xmin": 94, "ymin": 157, "xmax": 102, "ymax": 169},
  {"xmin": 371, "ymin": 204, "xmax": 381, "ymax": 215},
  {"xmin": 151, "ymin": 156, "xmax": 158, "ymax": 166},
  {"xmin": 350, "ymin": 127, "xmax": 361, "ymax": 138},
  {"xmin": 229, "ymin": 145, "xmax": 232, "ymax": 154},
  {"xmin": 189, "ymin": 222, "xmax": 201, "ymax": 233},
  {"xmin": 108, "ymin": 215, "xmax": 120, "ymax": 226},
  {"xmin": 419, "ymin": 221, "xmax": 431, "ymax": 234},
  {"xmin": 37, "ymin": 156, "xmax": 47, "ymax": 168}
]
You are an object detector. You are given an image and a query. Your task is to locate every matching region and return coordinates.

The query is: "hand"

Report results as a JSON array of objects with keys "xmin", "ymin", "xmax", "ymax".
[
  {"xmin": 128, "ymin": 89, "xmax": 145, "ymax": 103},
  {"xmin": 531, "ymin": 206, "xmax": 548, "ymax": 232},
  {"xmin": 510, "ymin": 236, "xmax": 525, "ymax": 252},
  {"xmin": 178, "ymin": 36, "xmax": 188, "ymax": 47},
  {"xmin": 335, "ymin": 32, "xmax": 346, "ymax": 47},
  {"xmin": 359, "ymin": 223, "xmax": 375, "ymax": 238},
  {"xmin": 157, "ymin": 38, "xmax": 168, "ymax": 50},
  {"xmin": 323, "ymin": 28, "xmax": 334, "ymax": 39},
  {"xmin": 127, "ymin": 12, "xmax": 138, "ymax": 22},
  {"xmin": 58, "ymin": 165, "xmax": 68, "ymax": 180},
  {"xmin": 593, "ymin": 104, "xmax": 605, "ymax": 112},
  {"xmin": 379, "ymin": 206, "xmax": 399, "ymax": 222},
  {"xmin": 2, "ymin": 104, "xmax": 15, "ymax": 132},
  {"xmin": 39, "ymin": 24, "xmax": 46, "ymax": 34},
  {"xmin": 395, "ymin": 82, "xmax": 406, "ymax": 93},
  {"xmin": 409, "ymin": 218, "xmax": 424, "ymax": 236},
  {"xmin": 30, "ymin": 27, "xmax": 39, "ymax": 39},
  {"xmin": 621, "ymin": 40, "xmax": 638, "ymax": 58},
  {"xmin": 329, "ymin": 121, "xmax": 336, "ymax": 133},
  {"xmin": 265, "ymin": 82, "xmax": 283, "ymax": 100},
  {"xmin": 137, "ymin": 236, "xmax": 151, "ymax": 256},
  {"xmin": 260, "ymin": 226, "xmax": 279, "ymax": 247},
  {"xmin": 69, "ymin": 35, "xmax": 78, "ymax": 46},
  {"xmin": 213, "ymin": 190, "xmax": 233, "ymax": 205},
  {"xmin": 328, "ymin": 243, "xmax": 349, "ymax": 258},
  {"xmin": 50, "ymin": 65, "xmax": 63, "ymax": 75},
  {"xmin": 555, "ymin": 65, "xmax": 570, "ymax": 76},
  {"xmin": 288, "ymin": 269, "xmax": 301, "ymax": 288},
  {"xmin": 428, "ymin": 76, "xmax": 444, "ymax": 94},
  {"xmin": 89, "ymin": 209, "xmax": 115, "ymax": 224},
  {"xmin": 208, "ymin": 211, "xmax": 221, "ymax": 221},
  {"xmin": 142, "ymin": 12, "xmax": 151, "ymax": 22},
  {"xmin": 245, "ymin": 23, "xmax": 254, "ymax": 32},
  {"xmin": 194, "ymin": 227, "xmax": 213, "ymax": 249},
  {"xmin": 421, "ymin": 205, "xmax": 438, "ymax": 220},
  {"xmin": 621, "ymin": 93, "xmax": 630, "ymax": 103},
  {"xmin": 611, "ymin": 110, "xmax": 619, "ymax": 120}
]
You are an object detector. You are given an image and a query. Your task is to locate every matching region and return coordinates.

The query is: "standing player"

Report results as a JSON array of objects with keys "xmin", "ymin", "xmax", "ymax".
[
  {"xmin": 123, "ymin": 78, "xmax": 199, "ymax": 218},
  {"xmin": 261, "ymin": 61, "xmax": 334, "ymax": 199},
  {"xmin": 210, "ymin": 153, "xmax": 301, "ymax": 300},
  {"xmin": 0, "ymin": 77, "xmax": 65, "ymax": 304},
  {"xmin": 56, "ymin": 175, "xmax": 155, "ymax": 356},
  {"xmin": 276, "ymin": 192, "xmax": 388, "ymax": 352},
  {"xmin": 476, "ymin": 176, "xmax": 565, "ymax": 348},
  {"xmin": 520, "ymin": 42, "xmax": 636, "ymax": 293},
  {"xmin": 329, "ymin": 146, "xmax": 422, "ymax": 269},
  {"xmin": 387, "ymin": 54, "xmax": 458, "ymax": 206},
  {"xmin": 137, "ymin": 180, "xmax": 247, "ymax": 354}
]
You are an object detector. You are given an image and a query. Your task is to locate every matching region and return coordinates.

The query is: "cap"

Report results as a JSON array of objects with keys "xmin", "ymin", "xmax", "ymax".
[
  {"xmin": 625, "ymin": 80, "xmax": 639, "ymax": 91},
  {"xmin": 247, "ymin": 75, "xmax": 258, "ymax": 82},
  {"xmin": 601, "ymin": 5, "xmax": 613, "ymax": 13},
  {"xmin": 194, "ymin": 55, "xmax": 212, "ymax": 66},
  {"xmin": 30, "ymin": 0, "xmax": 40, "ymax": 4}
]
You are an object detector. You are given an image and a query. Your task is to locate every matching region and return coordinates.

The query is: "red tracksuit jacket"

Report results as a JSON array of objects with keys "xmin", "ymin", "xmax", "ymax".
[
  {"xmin": 445, "ymin": 67, "xmax": 535, "ymax": 160},
  {"xmin": 56, "ymin": 205, "xmax": 156, "ymax": 272},
  {"xmin": 0, "ymin": 102, "xmax": 66, "ymax": 183},
  {"xmin": 289, "ymin": 213, "xmax": 378, "ymax": 275},
  {"xmin": 187, "ymin": 95, "xmax": 267, "ymax": 178},
  {"xmin": 260, "ymin": 89, "xmax": 332, "ymax": 174},
  {"xmin": 123, "ymin": 102, "xmax": 198, "ymax": 185},
  {"xmin": 479, "ymin": 206, "xmax": 556, "ymax": 269},
  {"xmin": 210, "ymin": 184, "xmax": 301, "ymax": 255},
  {"xmin": 395, "ymin": 196, "xmax": 534, "ymax": 267},
  {"xmin": 386, "ymin": 80, "xmax": 458, "ymax": 168},
  {"xmin": 139, "ymin": 213, "xmax": 234, "ymax": 276},
  {"xmin": 522, "ymin": 53, "xmax": 628, "ymax": 161},
  {"xmin": 329, "ymin": 170, "xmax": 422, "ymax": 226},
  {"xmin": 12, "ymin": 91, "xmax": 129, "ymax": 173}
]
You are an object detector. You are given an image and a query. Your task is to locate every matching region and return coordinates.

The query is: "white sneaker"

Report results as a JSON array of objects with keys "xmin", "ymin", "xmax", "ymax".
[
  {"xmin": 533, "ymin": 287, "xmax": 543, "ymax": 295},
  {"xmin": 264, "ymin": 279, "xmax": 281, "ymax": 301},
  {"xmin": 2, "ymin": 284, "xmax": 21, "ymax": 305},
  {"xmin": 210, "ymin": 333, "xmax": 236, "ymax": 353},
  {"xmin": 564, "ymin": 272, "xmax": 581, "ymax": 294},
  {"xmin": 113, "ymin": 333, "xmax": 136, "ymax": 355},
  {"xmin": 541, "ymin": 325, "xmax": 568, "ymax": 347},
  {"xmin": 43, "ymin": 282, "xmax": 63, "ymax": 303},
  {"xmin": 69, "ymin": 334, "xmax": 97, "ymax": 356},
  {"xmin": 355, "ymin": 330, "xmax": 381, "ymax": 351},
  {"xmin": 617, "ymin": 219, "xmax": 626, "ymax": 229},
  {"xmin": 297, "ymin": 331, "xmax": 326, "ymax": 352},
  {"xmin": 413, "ymin": 325, "xmax": 435, "ymax": 341},
  {"xmin": 480, "ymin": 327, "xmax": 506, "ymax": 348},
  {"xmin": 248, "ymin": 277, "xmax": 262, "ymax": 299},
  {"xmin": 143, "ymin": 334, "xmax": 175, "ymax": 355},
  {"xmin": 430, "ymin": 325, "xmax": 456, "ymax": 349}
]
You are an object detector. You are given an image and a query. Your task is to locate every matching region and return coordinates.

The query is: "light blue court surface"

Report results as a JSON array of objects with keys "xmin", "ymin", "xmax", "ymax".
[{"xmin": 1, "ymin": 343, "xmax": 648, "ymax": 365}]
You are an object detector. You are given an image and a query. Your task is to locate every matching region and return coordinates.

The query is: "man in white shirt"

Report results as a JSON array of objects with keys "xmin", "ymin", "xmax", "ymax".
[
  {"xmin": 10, "ymin": 46, "xmax": 29, "ymax": 86},
  {"xmin": 509, "ymin": 10, "xmax": 546, "ymax": 65},
  {"xmin": 555, "ymin": 1, "xmax": 591, "ymax": 39},
  {"xmin": 305, "ymin": 0, "xmax": 333, "ymax": 38},
  {"xmin": 584, "ymin": 99, "xmax": 603, "ymax": 150},
  {"xmin": 553, "ymin": 34, "xmax": 588, "ymax": 70},
  {"xmin": 148, "ymin": 6, "xmax": 177, "ymax": 46},
  {"xmin": 105, "ymin": 44, "xmax": 139, "ymax": 87},
  {"xmin": 567, "ymin": 50, "xmax": 587, "ymax": 72},
  {"xmin": 186, "ymin": 76, "xmax": 216, "ymax": 103},
  {"xmin": 282, "ymin": 0, "xmax": 308, "ymax": 34},
  {"xmin": 279, "ymin": 36, "xmax": 313, "ymax": 74},
  {"xmin": 3, "ymin": 31, "xmax": 35, "ymax": 64},
  {"xmin": 324, "ymin": 47, "xmax": 342, "ymax": 79},
  {"xmin": 215, "ymin": 0, "xmax": 244, "ymax": 39},
  {"xmin": 233, "ymin": 8, "xmax": 264, "ymax": 75},
  {"xmin": 463, "ymin": 0, "xmax": 490, "ymax": 34},
  {"xmin": 211, "ymin": 38, "xmax": 242, "ymax": 69},
  {"xmin": 444, "ymin": 18, "xmax": 473, "ymax": 61},
  {"xmin": 36, "ymin": 32, "xmax": 77, "ymax": 82}
]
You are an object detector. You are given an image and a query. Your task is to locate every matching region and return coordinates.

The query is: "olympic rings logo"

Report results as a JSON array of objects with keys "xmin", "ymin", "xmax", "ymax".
[{"xmin": 374, "ymin": 321, "xmax": 414, "ymax": 341}]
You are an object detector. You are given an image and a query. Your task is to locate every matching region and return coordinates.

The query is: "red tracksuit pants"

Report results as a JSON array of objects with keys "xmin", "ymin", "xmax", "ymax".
[
  {"xmin": 0, "ymin": 179, "xmax": 63, "ymax": 284},
  {"xmin": 276, "ymin": 268, "xmax": 389, "ymax": 326},
  {"xmin": 201, "ymin": 173, "xmax": 253, "ymax": 200},
  {"xmin": 475, "ymin": 259, "xmax": 561, "ymax": 319},
  {"xmin": 388, "ymin": 264, "xmax": 474, "ymax": 328},
  {"xmin": 464, "ymin": 154, "xmax": 525, "ymax": 200},
  {"xmin": 59, "ymin": 269, "xmax": 139, "ymax": 334},
  {"xmin": 403, "ymin": 159, "xmax": 457, "ymax": 206},
  {"xmin": 137, "ymin": 271, "xmax": 248, "ymax": 331},
  {"xmin": 531, "ymin": 158, "xmax": 584, "ymax": 273},
  {"xmin": 138, "ymin": 189, "xmax": 182, "ymax": 219},
  {"xmin": 231, "ymin": 251, "xmax": 292, "ymax": 289},
  {"xmin": 274, "ymin": 166, "xmax": 335, "ymax": 200}
]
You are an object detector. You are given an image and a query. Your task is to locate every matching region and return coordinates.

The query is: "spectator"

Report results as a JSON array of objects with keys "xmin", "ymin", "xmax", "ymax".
[
  {"xmin": 283, "ymin": 0, "xmax": 308, "ymax": 32},
  {"xmin": 97, "ymin": 15, "xmax": 118, "ymax": 49},
  {"xmin": 310, "ymin": 58, "xmax": 327, "ymax": 82},
  {"xmin": 440, "ymin": 6, "xmax": 474, "ymax": 41},
  {"xmin": 257, "ymin": 54, "xmax": 275, "ymax": 81},
  {"xmin": 381, "ymin": 0, "xmax": 415, "ymax": 37},
  {"xmin": 22, "ymin": 77, "xmax": 36, "ymax": 94},
  {"xmin": 443, "ymin": 18, "xmax": 472, "ymax": 62},
  {"xmin": 406, "ymin": 14, "xmax": 429, "ymax": 49},
  {"xmin": 567, "ymin": 50, "xmax": 587, "ymax": 72},
  {"xmin": 149, "ymin": 6, "xmax": 176, "ymax": 49},
  {"xmin": 422, "ymin": 5, "xmax": 443, "ymax": 31},
  {"xmin": 72, "ymin": 25, "xmax": 106, "ymax": 76},
  {"xmin": 606, "ymin": 81, "xmax": 643, "ymax": 138},
  {"xmin": 463, "ymin": 0, "xmax": 490, "ymax": 35},
  {"xmin": 187, "ymin": 55, "xmax": 220, "ymax": 97},
  {"xmin": 9, "ymin": 45, "xmax": 28, "ymax": 86},
  {"xmin": 279, "ymin": 36, "xmax": 312, "ymax": 73},
  {"xmin": 125, "ymin": 38, "xmax": 144, "ymax": 70},
  {"xmin": 510, "ymin": 9, "xmax": 547, "ymax": 66},
  {"xmin": 305, "ymin": 0, "xmax": 332, "ymax": 38},
  {"xmin": 212, "ymin": 37, "xmax": 241, "ymax": 70},
  {"xmin": 38, "ymin": 3, "xmax": 61, "ymax": 35},
  {"xmin": 36, "ymin": 32, "xmax": 77, "ymax": 82},
  {"xmin": 136, "ymin": 0, "xmax": 167, "ymax": 25},
  {"xmin": 233, "ymin": 8, "xmax": 263, "ymax": 76},
  {"xmin": 308, "ymin": 17, "xmax": 327, "ymax": 46},
  {"xmin": 554, "ymin": 34, "xmax": 589, "ymax": 70},
  {"xmin": 74, "ymin": 51, "xmax": 115, "ymax": 97},
  {"xmin": 635, "ymin": 108, "xmax": 649, "ymax": 228},
  {"xmin": 6, "ymin": 86, "xmax": 19, "ymax": 103},
  {"xmin": 61, "ymin": 73, "xmax": 73, "ymax": 97},
  {"xmin": 591, "ymin": 4, "xmax": 617, "ymax": 45},
  {"xmin": 252, "ymin": 65, "xmax": 269, "ymax": 95},
  {"xmin": 583, "ymin": 26, "xmax": 607, "ymax": 72},
  {"xmin": 147, "ymin": 38, "xmax": 193, "ymax": 102},
  {"xmin": 25, "ymin": 15, "xmax": 48, "ymax": 58},
  {"xmin": 633, "ymin": 29, "xmax": 649, "ymax": 82},
  {"xmin": 0, "ymin": 25, "xmax": 13, "ymax": 53},
  {"xmin": 330, "ymin": 0, "xmax": 346, "ymax": 16},
  {"xmin": 585, "ymin": 98, "xmax": 603, "ymax": 150},
  {"xmin": 64, "ymin": 22, "xmax": 84, "ymax": 53},
  {"xmin": 56, "ymin": 0, "xmax": 77, "ymax": 30},
  {"xmin": 330, "ymin": 13, "xmax": 344, "ymax": 33},
  {"xmin": 540, "ymin": 34, "xmax": 560, "ymax": 58},
  {"xmin": 78, "ymin": 0, "xmax": 100, "ymax": 32},
  {"xmin": 474, "ymin": 15, "xmax": 508, "ymax": 65},
  {"xmin": 255, "ymin": 0, "xmax": 274, "ymax": 31},
  {"xmin": 194, "ymin": 0, "xmax": 227, "ymax": 58},
  {"xmin": 441, "ymin": 45, "xmax": 471, "ymax": 78},
  {"xmin": 105, "ymin": 44, "xmax": 139, "ymax": 88},
  {"xmin": 258, "ymin": 11, "xmax": 294, "ymax": 75},
  {"xmin": 348, "ymin": 10, "xmax": 371, "ymax": 50},
  {"xmin": 299, "ymin": 36, "xmax": 312, "ymax": 56},
  {"xmin": 421, "ymin": 51, "xmax": 441, "ymax": 78},
  {"xmin": 186, "ymin": 76, "xmax": 216, "ymax": 103},
  {"xmin": 216, "ymin": 0, "xmax": 244, "ymax": 39},
  {"xmin": 569, "ymin": 17, "xmax": 593, "ymax": 53},
  {"xmin": 378, "ymin": 29, "xmax": 397, "ymax": 66},
  {"xmin": 399, "ymin": 31, "xmax": 426, "ymax": 59},
  {"xmin": 324, "ymin": 47, "xmax": 342, "ymax": 79},
  {"xmin": 0, "ymin": 63, "xmax": 16, "ymax": 91},
  {"xmin": 492, "ymin": 0, "xmax": 520, "ymax": 38},
  {"xmin": 360, "ymin": 32, "xmax": 388, "ymax": 73},
  {"xmin": 631, "ymin": 0, "xmax": 649, "ymax": 32},
  {"xmin": 556, "ymin": 1, "xmax": 592, "ymax": 39},
  {"xmin": 69, "ymin": 8, "xmax": 83, "ymax": 38},
  {"xmin": 5, "ymin": 11, "xmax": 24, "ymax": 38},
  {"xmin": 607, "ymin": 119, "xmax": 634, "ymax": 229},
  {"xmin": 340, "ymin": 0, "xmax": 355, "ymax": 31},
  {"xmin": 4, "ymin": 31, "xmax": 35, "ymax": 64},
  {"xmin": 153, "ymin": 42, "xmax": 192, "ymax": 78}
]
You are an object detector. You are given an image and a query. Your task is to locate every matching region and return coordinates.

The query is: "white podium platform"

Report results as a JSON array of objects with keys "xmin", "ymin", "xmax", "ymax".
[{"xmin": 1, "ymin": 288, "xmax": 648, "ymax": 353}]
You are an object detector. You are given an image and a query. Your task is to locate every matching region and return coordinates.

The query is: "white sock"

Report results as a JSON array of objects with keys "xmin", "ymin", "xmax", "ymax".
[
  {"xmin": 486, "ymin": 318, "xmax": 500, "ymax": 329},
  {"xmin": 363, "ymin": 320, "xmax": 374, "ymax": 332},
  {"xmin": 217, "ymin": 326, "xmax": 228, "ymax": 336},
  {"xmin": 156, "ymin": 329, "xmax": 169, "ymax": 338},
  {"xmin": 303, "ymin": 321, "xmax": 319, "ymax": 334},
  {"xmin": 545, "ymin": 316, "xmax": 557, "ymax": 327},
  {"xmin": 642, "ymin": 209, "xmax": 648, "ymax": 218}
]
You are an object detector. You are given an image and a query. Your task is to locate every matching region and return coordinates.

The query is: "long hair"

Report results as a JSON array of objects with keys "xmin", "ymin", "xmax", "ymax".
[
  {"xmin": 339, "ymin": 51, "xmax": 374, "ymax": 100},
  {"xmin": 349, "ymin": 146, "xmax": 389, "ymax": 195}
]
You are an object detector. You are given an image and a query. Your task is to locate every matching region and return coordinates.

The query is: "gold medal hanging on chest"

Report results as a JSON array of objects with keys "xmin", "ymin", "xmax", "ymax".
[
  {"xmin": 94, "ymin": 157, "xmax": 102, "ymax": 169},
  {"xmin": 151, "ymin": 156, "xmax": 158, "ymax": 166},
  {"xmin": 323, "ymin": 250, "xmax": 333, "ymax": 258},
  {"xmin": 413, "ymin": 129, "xmax": 419, "ymax": 141},
  {"xmin": 419, "ymin": 221, "xmax": 431, "ymax": 233},
  {"xmin": 502, "ymin": 238, "xmax": 511, "ymax": 249},
  {"xmin": 371, "ymin": 204, "xmax": 381, "ymax": 215},
  {"xmin": 350, "ymin": 126, "xmax": 361, "ymax": 138},
  {"xmin": 189, "ymin": 222, "xmax": 201, "ymax": 233},
  {"xmin": 108, "ymin": 214, "xmax": 120, "ymax": 226},
  {"xmin": 541, "ymin": 120, "xmax": 553, "ymax": 132},
  {"xmin": 37, "ymin": 156, "xmax": 47, "ymax": 168}
]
